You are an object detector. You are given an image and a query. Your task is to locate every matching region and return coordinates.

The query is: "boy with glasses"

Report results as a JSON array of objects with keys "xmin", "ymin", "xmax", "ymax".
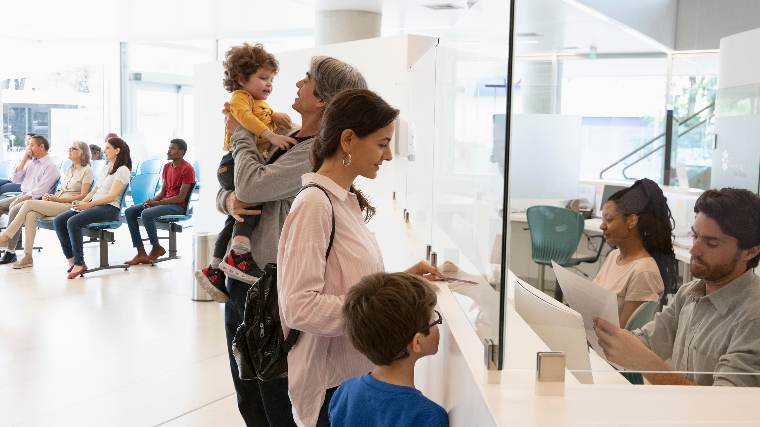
[{"xmin": 330, "ymin": 272, "xmax": 449, "ymax": 427}]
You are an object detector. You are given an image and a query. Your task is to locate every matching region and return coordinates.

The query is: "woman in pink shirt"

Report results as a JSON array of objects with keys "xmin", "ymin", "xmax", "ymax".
[{"xmin": 277, "ymin": 89, "xmax": 440, "ymax": 427}]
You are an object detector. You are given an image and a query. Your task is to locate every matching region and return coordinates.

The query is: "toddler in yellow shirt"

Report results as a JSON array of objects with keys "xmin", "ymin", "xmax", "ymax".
[{"xmin": 204, "ymin": 43, "xmax": 295, "ymax": 292}]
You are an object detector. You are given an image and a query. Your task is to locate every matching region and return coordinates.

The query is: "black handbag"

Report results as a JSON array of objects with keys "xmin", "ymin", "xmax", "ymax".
[{"xmin": 231, "ymin": 183, "xmax": 335, "ymax": 381}]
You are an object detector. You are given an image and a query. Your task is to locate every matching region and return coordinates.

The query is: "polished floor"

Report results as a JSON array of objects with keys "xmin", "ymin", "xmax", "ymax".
[{"xmin": 0, "ymin": 228, "xmax": 245, "ymax": 427}]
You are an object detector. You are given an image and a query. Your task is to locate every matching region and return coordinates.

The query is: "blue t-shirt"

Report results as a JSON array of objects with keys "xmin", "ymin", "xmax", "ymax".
[{"xmin": 329, "ymin": 373, "xmax": 449, "ymax": 427}]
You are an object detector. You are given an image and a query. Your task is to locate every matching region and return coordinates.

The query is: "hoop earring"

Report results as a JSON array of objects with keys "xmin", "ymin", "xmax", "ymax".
[{"xmin": 342, "ymin": 152, "xmax": 352, "ymax": 167}]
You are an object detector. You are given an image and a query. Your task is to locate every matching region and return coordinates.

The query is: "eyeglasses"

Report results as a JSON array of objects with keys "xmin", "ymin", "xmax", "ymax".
[
  {"xmin": 68, "ymin": 147, "xmax": 80, "ymax": 151},
  {"xmin": 391, "ymin": 310, "xmax": 442, "ymax": 361}
]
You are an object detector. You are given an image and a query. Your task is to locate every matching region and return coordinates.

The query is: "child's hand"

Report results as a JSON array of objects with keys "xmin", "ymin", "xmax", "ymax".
[
  {"xmin": 266, "ymin": 133, "xmax": 298, "ymax": 151},
  {"xmin": 271, "ymin": 112, "xmax": 294, "ymax": 130}
]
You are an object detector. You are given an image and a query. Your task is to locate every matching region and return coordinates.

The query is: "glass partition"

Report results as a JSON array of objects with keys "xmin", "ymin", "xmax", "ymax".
[
  {"xmin": 505, "ymin": 0, "xmax": 760, "ymax": 387},
  {"xmin": 431, "ymin": 44, "xmax": 508, "ymax": 347},
  {"xmin": 385, "ymin": 0, "xmax": 511, "ymax": 368}
]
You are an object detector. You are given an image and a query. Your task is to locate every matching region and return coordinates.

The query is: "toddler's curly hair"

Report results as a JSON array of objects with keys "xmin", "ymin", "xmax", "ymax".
[{"xmin": 223, "ymin": 43, "xmax": 278, "ymax": 92}]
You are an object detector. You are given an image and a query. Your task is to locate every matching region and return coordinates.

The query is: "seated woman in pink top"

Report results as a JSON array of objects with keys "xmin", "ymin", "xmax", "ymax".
[
  {"xmin": 277, "ymin": 89, "xmax": 441, "ymax": 427},
  {"xmin": 594, "ymin": 178, "xmax": 678, "ymax": 328}
]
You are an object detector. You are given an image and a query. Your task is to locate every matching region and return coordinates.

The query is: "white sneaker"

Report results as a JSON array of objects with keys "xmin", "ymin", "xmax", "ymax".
[{"xmin": 12, "ymin": 256, "xmax": 33, "ymax": 269}]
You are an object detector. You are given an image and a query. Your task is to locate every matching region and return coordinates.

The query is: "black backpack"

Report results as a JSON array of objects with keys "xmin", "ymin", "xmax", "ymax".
[{"xmin": 231, "ymin": 183, "xmax": 335, "ymax": 381}]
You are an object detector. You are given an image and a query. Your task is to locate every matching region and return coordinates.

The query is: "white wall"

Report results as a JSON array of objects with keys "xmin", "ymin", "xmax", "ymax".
[
  {"xmin": 677, "ymin": 0, "xmax": 760, "ymax": 50},
  {"xmin": 509, "ymin": 114, "xmax": 582, "ymax": 199},
  {"xmin": 712, "ymin": 28, "xmax": 760, "ymax": 192},
  {"xmin": 191, "ymin": 34, "xmax": 438, "ymax": 231}
]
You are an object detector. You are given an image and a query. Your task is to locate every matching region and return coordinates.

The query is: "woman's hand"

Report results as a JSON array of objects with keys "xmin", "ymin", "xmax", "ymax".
[
  {"xmin": 405, "ymin": 260, "xmax": 444, "ymax": 280},
  {"xmin": 271, "ymin": 112, "xmax": 294, "ymax": 130},
  {"xmin": 75, "ymin": 201, "xmax": 93, "ymax": 211},
  {"xmin": 42, "ymin": 194, "xmax": 58, "ymax": 202},
  {"xmin": 224, "ymin": 192, "xmax": 262, "ymax": 222}
]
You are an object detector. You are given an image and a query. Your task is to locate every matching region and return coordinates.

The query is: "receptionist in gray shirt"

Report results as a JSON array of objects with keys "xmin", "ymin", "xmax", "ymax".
[{"xmin": 595, "ymin": 188, "xmax": 760, "ymax": 386}]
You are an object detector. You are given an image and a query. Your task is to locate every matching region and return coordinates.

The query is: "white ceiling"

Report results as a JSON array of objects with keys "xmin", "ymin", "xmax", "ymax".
[
  {"xmin": 515, "ymin": 0, "xmax": 667, "ymax": 55},
  {"xmin": 0, "ymin": 0, "xmax": 663, "ymax": 56}
]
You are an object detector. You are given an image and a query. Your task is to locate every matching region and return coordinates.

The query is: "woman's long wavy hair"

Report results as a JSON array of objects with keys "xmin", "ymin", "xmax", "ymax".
[
  {"xmin": 311, "ymin": 88, "xmax": 399, "ymax": 222},
  {"xmin": 608, "ymin": 179, "xmax": 678, "ymax": 295},
  {"xmin": 106, "ymin": 137, "xmax": 133, "ymax": 174}
]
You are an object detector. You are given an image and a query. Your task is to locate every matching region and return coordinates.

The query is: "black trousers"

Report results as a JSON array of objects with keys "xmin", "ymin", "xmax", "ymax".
[{"xmin": 225, "ymin": 278, "xmax": 296, "ymax": 427}]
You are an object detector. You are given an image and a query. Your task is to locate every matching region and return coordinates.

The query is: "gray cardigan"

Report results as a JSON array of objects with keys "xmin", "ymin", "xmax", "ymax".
[{"xmin": 216, "ymin": 126, "xmax": 315, "ymax": 265}]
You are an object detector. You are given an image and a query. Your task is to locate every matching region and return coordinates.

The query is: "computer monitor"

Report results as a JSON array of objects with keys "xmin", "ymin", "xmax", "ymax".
[
  {"xmin": 595, "ymin": 184, "xmax": 628, "ymax": 217},
  {"xmin": 513, "ymin": 279, "xmax": 593, "ymax": 384}
]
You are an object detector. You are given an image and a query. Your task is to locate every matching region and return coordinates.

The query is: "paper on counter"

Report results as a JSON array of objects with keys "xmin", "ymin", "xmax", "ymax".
[{"xmin": 552, "ymin": 262, "xmax": 621, "ymax": 368}]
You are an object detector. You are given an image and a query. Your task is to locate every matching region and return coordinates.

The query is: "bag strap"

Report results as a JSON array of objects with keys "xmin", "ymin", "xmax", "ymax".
[
  {"xmin": 297, "ymin": 183, "xmax": 336, "ymax": 259},
  {"xmin": 284, "ymin": 183, "xmax": 336, "ymax": 351}
]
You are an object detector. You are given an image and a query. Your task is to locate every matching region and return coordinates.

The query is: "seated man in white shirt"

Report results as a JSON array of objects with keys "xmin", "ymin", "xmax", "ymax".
[{"xmin": 595, "ymin": 188, "xmax": 760, "ymax": 386}]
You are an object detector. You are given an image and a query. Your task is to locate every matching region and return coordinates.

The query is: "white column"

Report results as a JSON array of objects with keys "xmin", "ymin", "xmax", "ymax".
[{"xmin": 315, "ymin": 2, "xmax": 382, "ymax": 46}]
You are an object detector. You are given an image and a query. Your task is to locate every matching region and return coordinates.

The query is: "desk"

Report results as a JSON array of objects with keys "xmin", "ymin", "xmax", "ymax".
[{"xmin": 375, "ymin": 204, "xmax": 760, "ymax": 426}]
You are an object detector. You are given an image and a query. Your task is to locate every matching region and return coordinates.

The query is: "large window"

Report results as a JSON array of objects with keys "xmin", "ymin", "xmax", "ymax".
[{"xmin": 1, "ymin": 38, "xmax": 118, "ymax": 162}]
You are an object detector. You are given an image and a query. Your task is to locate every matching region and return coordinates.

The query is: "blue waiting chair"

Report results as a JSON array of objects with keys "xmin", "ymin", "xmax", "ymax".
[
  {"xmin": 0, "ymin": 159, "xmax": 14, "ymax": 180},
  {"xmin": 147, "ymin": 182, "xmax": 197, "ymax": 264},
  {"xmin": 136, "ymin": 158, "xmax": 164, "ymax": 175},
  {"xmin": 192, "ymin": 160, "xmax": 201, "ymax": 192},
  {"xmin": 91, "ymin": 160, "xmax": 108, "ymax": 179},
  {"xmin": 60, "ymin": 159, "xmax": 72, "ymax": 175},
  {"xmin": 77, "ymin": 184, "xmax": 132, "ymax": 276},
  {"xmin": 38, "ymin": 181, "xmax": 131, "ymax": 277},
  {"xmin": 129, "ymin": 173, "xmax": 162, "ymax": 206}
]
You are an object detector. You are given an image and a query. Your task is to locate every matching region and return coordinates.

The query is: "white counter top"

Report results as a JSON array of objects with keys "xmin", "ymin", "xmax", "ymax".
[{"xmin": 371, "ymin": 203, "xmax": 760, "ymax": 426}]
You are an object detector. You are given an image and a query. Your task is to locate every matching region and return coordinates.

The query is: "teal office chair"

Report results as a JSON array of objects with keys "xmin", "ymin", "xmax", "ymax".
[
  {"xmin": 526, "ymin": 206, "xmax": 605, "ymax": 298},
  {"xmin": 622, "ymin": 300, "xmax": 660, "ymax": 384}
]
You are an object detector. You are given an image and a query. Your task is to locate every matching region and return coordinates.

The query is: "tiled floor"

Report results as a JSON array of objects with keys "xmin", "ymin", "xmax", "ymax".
[{"xmin": 0, "ymin": 228, "xmax": 245, "ymax": 427}]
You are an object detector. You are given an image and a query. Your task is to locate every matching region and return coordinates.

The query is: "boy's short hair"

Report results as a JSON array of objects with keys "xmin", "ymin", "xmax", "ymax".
[
  {"xmin": 170, "ymin": 138, "xmax": 187, "ymax": 153},
  {"xmin": 223, "ymin": 43, "xmax": 278, "ymax": 92},
  {"xmin": 344, "ymin": 272, "xmax": 437, "ymax": 366}
]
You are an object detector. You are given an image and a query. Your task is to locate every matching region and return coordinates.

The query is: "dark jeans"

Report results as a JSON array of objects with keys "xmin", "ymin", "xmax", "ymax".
[
  {"xmin": 53, "ymin": 205, "xmax": 120, "ymax": 265},
  {"xmin": 124, "ymin": 203, "xmax": 184, "ymax": 248},
  {"xmin": 214, "ymin": 214, "xmax": 260, "ymax": 259},
  {"xmin": 0, "ymin": 181, "xmax": 21, "ymax": 194},
  {"xmin": 225, "ymin": 278, "xmax": 296, "ymax": 427},
  {"xmin": 316, "ymin": 387, "xmax": 338, "ymax": 427}
]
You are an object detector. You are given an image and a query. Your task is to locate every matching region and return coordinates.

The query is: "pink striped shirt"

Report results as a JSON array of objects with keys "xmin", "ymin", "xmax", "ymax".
[{"xmin": 277, "ymin": 173, "xmax": 384, "ymax": 427}]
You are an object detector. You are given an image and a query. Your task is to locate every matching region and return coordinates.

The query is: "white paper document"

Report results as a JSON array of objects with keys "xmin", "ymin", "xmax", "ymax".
[{"xmin": 552, "ymin": 262, "xmax": 621, "ymax": 368}]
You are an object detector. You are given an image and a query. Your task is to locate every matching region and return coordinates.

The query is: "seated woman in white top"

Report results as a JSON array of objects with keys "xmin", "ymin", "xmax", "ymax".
[
  {"xmin": 53, "ymin": 137, "xmax": 132, "ymax": 279},
  {"xmin": 593, "ymin": 178, "xmax": 678, "ymax": 328},
  {"xmin": 0, "ymin": 141, "xmax": 94, "ymax": 269}
]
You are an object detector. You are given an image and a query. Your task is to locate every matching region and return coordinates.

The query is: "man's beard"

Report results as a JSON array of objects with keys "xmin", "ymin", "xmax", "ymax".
[{"xmin": 691, "ymin": 251, "xmax": 742, "ymax": 282}]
